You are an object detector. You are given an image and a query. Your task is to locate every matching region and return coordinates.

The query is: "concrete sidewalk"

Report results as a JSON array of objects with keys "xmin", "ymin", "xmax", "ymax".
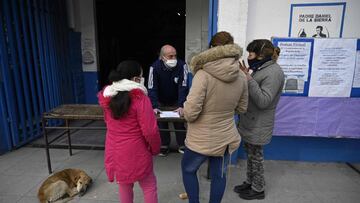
[{"xmin": 0, "ymin": 147, "xmax": 359, "ymax": 203}]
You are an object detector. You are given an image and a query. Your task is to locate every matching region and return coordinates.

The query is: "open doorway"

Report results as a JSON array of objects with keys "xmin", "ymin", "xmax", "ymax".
[{"xmin": 96, "ymin": 0, "xmax": 186, "ymax": 88}]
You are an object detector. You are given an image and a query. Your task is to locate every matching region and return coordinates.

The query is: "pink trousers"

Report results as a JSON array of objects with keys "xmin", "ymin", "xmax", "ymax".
[{"xmin": 118, "ymin": 171, "xmax": 158, "ymax": 203}]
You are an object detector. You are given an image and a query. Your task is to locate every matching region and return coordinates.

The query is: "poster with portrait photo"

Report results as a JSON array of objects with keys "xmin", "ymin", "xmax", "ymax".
[{"xmin": 289, "ymin": 3, "xmax": 346, "ymax": 38}]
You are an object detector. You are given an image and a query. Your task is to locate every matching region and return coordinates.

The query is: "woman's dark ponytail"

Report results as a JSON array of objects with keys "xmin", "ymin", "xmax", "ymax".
[
  {"xmin": 272, "ymin": 47, "xmax": 281, "ymax": 61},
  {"xmin": 109, "ymin": 92, "xmax": 131, "ymax": 119},
  {"xmin": 108, "ymin": 60, "xmax": 142, "ymax": 119}
]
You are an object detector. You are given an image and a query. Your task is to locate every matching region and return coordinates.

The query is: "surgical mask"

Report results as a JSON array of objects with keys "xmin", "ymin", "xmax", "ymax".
[
  {"xmin": 140, "ymin": 77, "xmax": 145, "ymax": 86},
  {"xmin": 165, "ymin": 59, "xmax": 177, "ymax": 68},
  {"xmin": 134, "ymin": 76, "xmax": 145, "ymax": 85}
]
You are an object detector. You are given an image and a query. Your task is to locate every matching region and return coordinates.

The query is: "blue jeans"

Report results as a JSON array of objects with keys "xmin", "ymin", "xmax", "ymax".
[{"xmin": 181, "ymin": 147, "xmax": 229, "ymax": 203}]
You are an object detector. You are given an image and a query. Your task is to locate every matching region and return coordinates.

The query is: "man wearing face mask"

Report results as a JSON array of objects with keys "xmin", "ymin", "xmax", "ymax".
[{"xmin": 148, "ymin": 44, "xmax": 189, "ymax": 156}]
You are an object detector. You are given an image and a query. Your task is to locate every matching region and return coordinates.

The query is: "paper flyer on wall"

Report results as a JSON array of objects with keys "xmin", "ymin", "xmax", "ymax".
[
  {"xmin": 277, "ymin": 41, "xmax": 312, "ymax": 94},
  {"xmin": 353, "ymin": 52, "xmax": 360, "ymax": 88},
  {"xmin": 309, "ymin": 39, "xmax": 357, "ymax": 97},
  {"xmin": 82, "ymin": 38, "xmax": 98, "ymax": 72}
]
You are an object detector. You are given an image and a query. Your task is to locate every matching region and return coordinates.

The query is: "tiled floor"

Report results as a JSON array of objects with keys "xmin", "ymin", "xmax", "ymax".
[{"xmin": 0, "ymin": 147, "xmax": 359, "ymax": 203}]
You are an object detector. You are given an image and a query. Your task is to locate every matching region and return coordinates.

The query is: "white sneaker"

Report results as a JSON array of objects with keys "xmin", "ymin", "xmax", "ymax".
[{"xmin": 178, "ymin": 146, "xmax": 185, "ymax": 154}]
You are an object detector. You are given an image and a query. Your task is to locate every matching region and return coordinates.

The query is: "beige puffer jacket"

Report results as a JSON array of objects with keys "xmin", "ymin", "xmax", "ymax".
[{"xmin": 184, "ymin": 44, "xmax": 248, "ymax": 156}]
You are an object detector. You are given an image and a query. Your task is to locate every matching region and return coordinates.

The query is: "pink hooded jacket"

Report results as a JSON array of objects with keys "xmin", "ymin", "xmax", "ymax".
[{"xmin": 98, "ymin": 88, "xmax": 161, "ymax": 183}]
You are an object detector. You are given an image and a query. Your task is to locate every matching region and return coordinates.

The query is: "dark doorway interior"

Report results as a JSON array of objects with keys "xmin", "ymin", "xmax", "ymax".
[{"xmin": 96, "ymin": 0, "xmax": 186, "ymax": 88}]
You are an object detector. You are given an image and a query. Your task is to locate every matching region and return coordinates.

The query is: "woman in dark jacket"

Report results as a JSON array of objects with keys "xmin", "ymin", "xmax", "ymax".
[{"xmin": 234, "ymin": 39, "xmax": 285, "ymax": 200}]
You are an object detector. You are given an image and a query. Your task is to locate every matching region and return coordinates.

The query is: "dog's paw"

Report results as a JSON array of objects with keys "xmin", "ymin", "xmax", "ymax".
[{"xmin": 69, "ymin": 188, "xmax": 79, "ymax": 197}]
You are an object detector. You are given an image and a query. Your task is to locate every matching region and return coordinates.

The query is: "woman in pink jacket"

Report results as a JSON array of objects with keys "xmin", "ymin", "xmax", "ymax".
[{"xmin": 98, "ymin": 60, "xmax": 161, "ymax": 203}]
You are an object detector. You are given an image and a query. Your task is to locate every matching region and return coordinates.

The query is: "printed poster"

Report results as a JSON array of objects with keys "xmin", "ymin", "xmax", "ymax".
[
  {"xmin": 289, "ymin": 3, "xmax": 346, "ymax": 38},
  {"xmin": 277, "ymin": 41, "xmax": 312, "ymax": 94},
  {"xmin": 82, "ymin": 38, "xmax": 98, "ymax": 72},
  {"xmin": 309, "ymin": 39, "xmax": 357, "ymax": 97},
  {"xmin": 353, "ymin": 52, "xmax": 360, "ymax": 88}
]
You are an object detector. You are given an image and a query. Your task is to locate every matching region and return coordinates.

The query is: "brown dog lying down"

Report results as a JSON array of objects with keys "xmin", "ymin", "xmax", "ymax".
[{"xmin": 38, "ymin": 168, "xmax": 92, "ymax": 203}]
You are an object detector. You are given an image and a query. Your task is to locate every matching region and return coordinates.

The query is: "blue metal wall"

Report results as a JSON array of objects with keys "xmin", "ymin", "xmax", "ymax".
[{"xmin": 0, "ymin": 0, "xmax": 81, "ymax": 154}]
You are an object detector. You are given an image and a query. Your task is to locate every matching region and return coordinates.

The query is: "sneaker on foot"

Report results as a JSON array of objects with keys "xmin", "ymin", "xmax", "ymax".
[
  {"xmin": 178, "ymin": 146, "xmax": 185, "ymax": 154},
  {"xmin": 239, "ymin": 188, "xmax": 265, "ymax": 200},
  {"xmin": 233, "ymin": 182, "xmax": 251, "ymax": 194},
  {"xmin": 159, "ymin": 146, "xmax": 170, "ymax": 157}
]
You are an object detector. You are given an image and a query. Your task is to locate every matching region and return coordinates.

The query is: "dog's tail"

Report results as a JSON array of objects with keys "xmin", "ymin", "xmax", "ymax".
[{"xmin": 37, "ymin": 190, "xmax": 47, "ymax": 203}]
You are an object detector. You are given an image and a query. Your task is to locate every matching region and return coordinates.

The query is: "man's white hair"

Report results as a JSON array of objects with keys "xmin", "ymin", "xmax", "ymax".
[{"xmin": 159, "ymin": 45, "xmax": 176, "ymax": 58}]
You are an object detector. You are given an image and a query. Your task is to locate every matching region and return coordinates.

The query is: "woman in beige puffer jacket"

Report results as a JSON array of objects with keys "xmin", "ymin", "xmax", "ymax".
[{"xmin": 181, "ymin": 31, "xmax": 248, "ymax": 203}]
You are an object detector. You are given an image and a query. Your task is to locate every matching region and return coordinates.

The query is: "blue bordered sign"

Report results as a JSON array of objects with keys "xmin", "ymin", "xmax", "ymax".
[{"xmin": 289, "ymin": 2, "xmax": 346, "ymax": 38}]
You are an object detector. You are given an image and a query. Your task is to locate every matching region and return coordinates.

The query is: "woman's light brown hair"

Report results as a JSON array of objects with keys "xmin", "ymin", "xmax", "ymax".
[{"xmin": 210, "ymin": 31, "xmax": 234, "ymax": 47}]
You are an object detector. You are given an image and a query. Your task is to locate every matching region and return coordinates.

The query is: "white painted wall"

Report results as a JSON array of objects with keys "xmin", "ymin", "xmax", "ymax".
[
  {"xmin": 218, "ymin": 0, "xmax": 248, "ymax": 50},
  {"xmin": 185, "ymin": 0, "xmax": 209, "ymax": 63},
  {"xmin": 218, "ymin": 0, "xmax": 360, "ymax": 50}
]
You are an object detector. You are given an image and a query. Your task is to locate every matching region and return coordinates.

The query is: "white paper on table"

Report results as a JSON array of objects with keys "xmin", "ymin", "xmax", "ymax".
[
  {"xmin": 159, "ymin": 111, "xmax": 180, "ymax": 118},
  {"xmin": 309, "ymin": 38, "xmax": 357, "ymax": 97}
]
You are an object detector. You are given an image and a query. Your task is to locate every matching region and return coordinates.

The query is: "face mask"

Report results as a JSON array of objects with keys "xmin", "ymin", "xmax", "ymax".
[
  {"xmin": 248, "ymin": 57, "xmax": 273, "ymax": 72},
  {"xmin": 134, "ymin": 77, "xmax": 145, "ymax": 85},
  {"xmin": 140, "ymin": 77, "xmax": 145, "ymax": 86},
  {"xmin": 247, "ymin": 58, "xmax": 261, "ymax": 70},
  {"xmin": 165, "ymin": 59, "xmax": 177, "ymax": 68}
]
